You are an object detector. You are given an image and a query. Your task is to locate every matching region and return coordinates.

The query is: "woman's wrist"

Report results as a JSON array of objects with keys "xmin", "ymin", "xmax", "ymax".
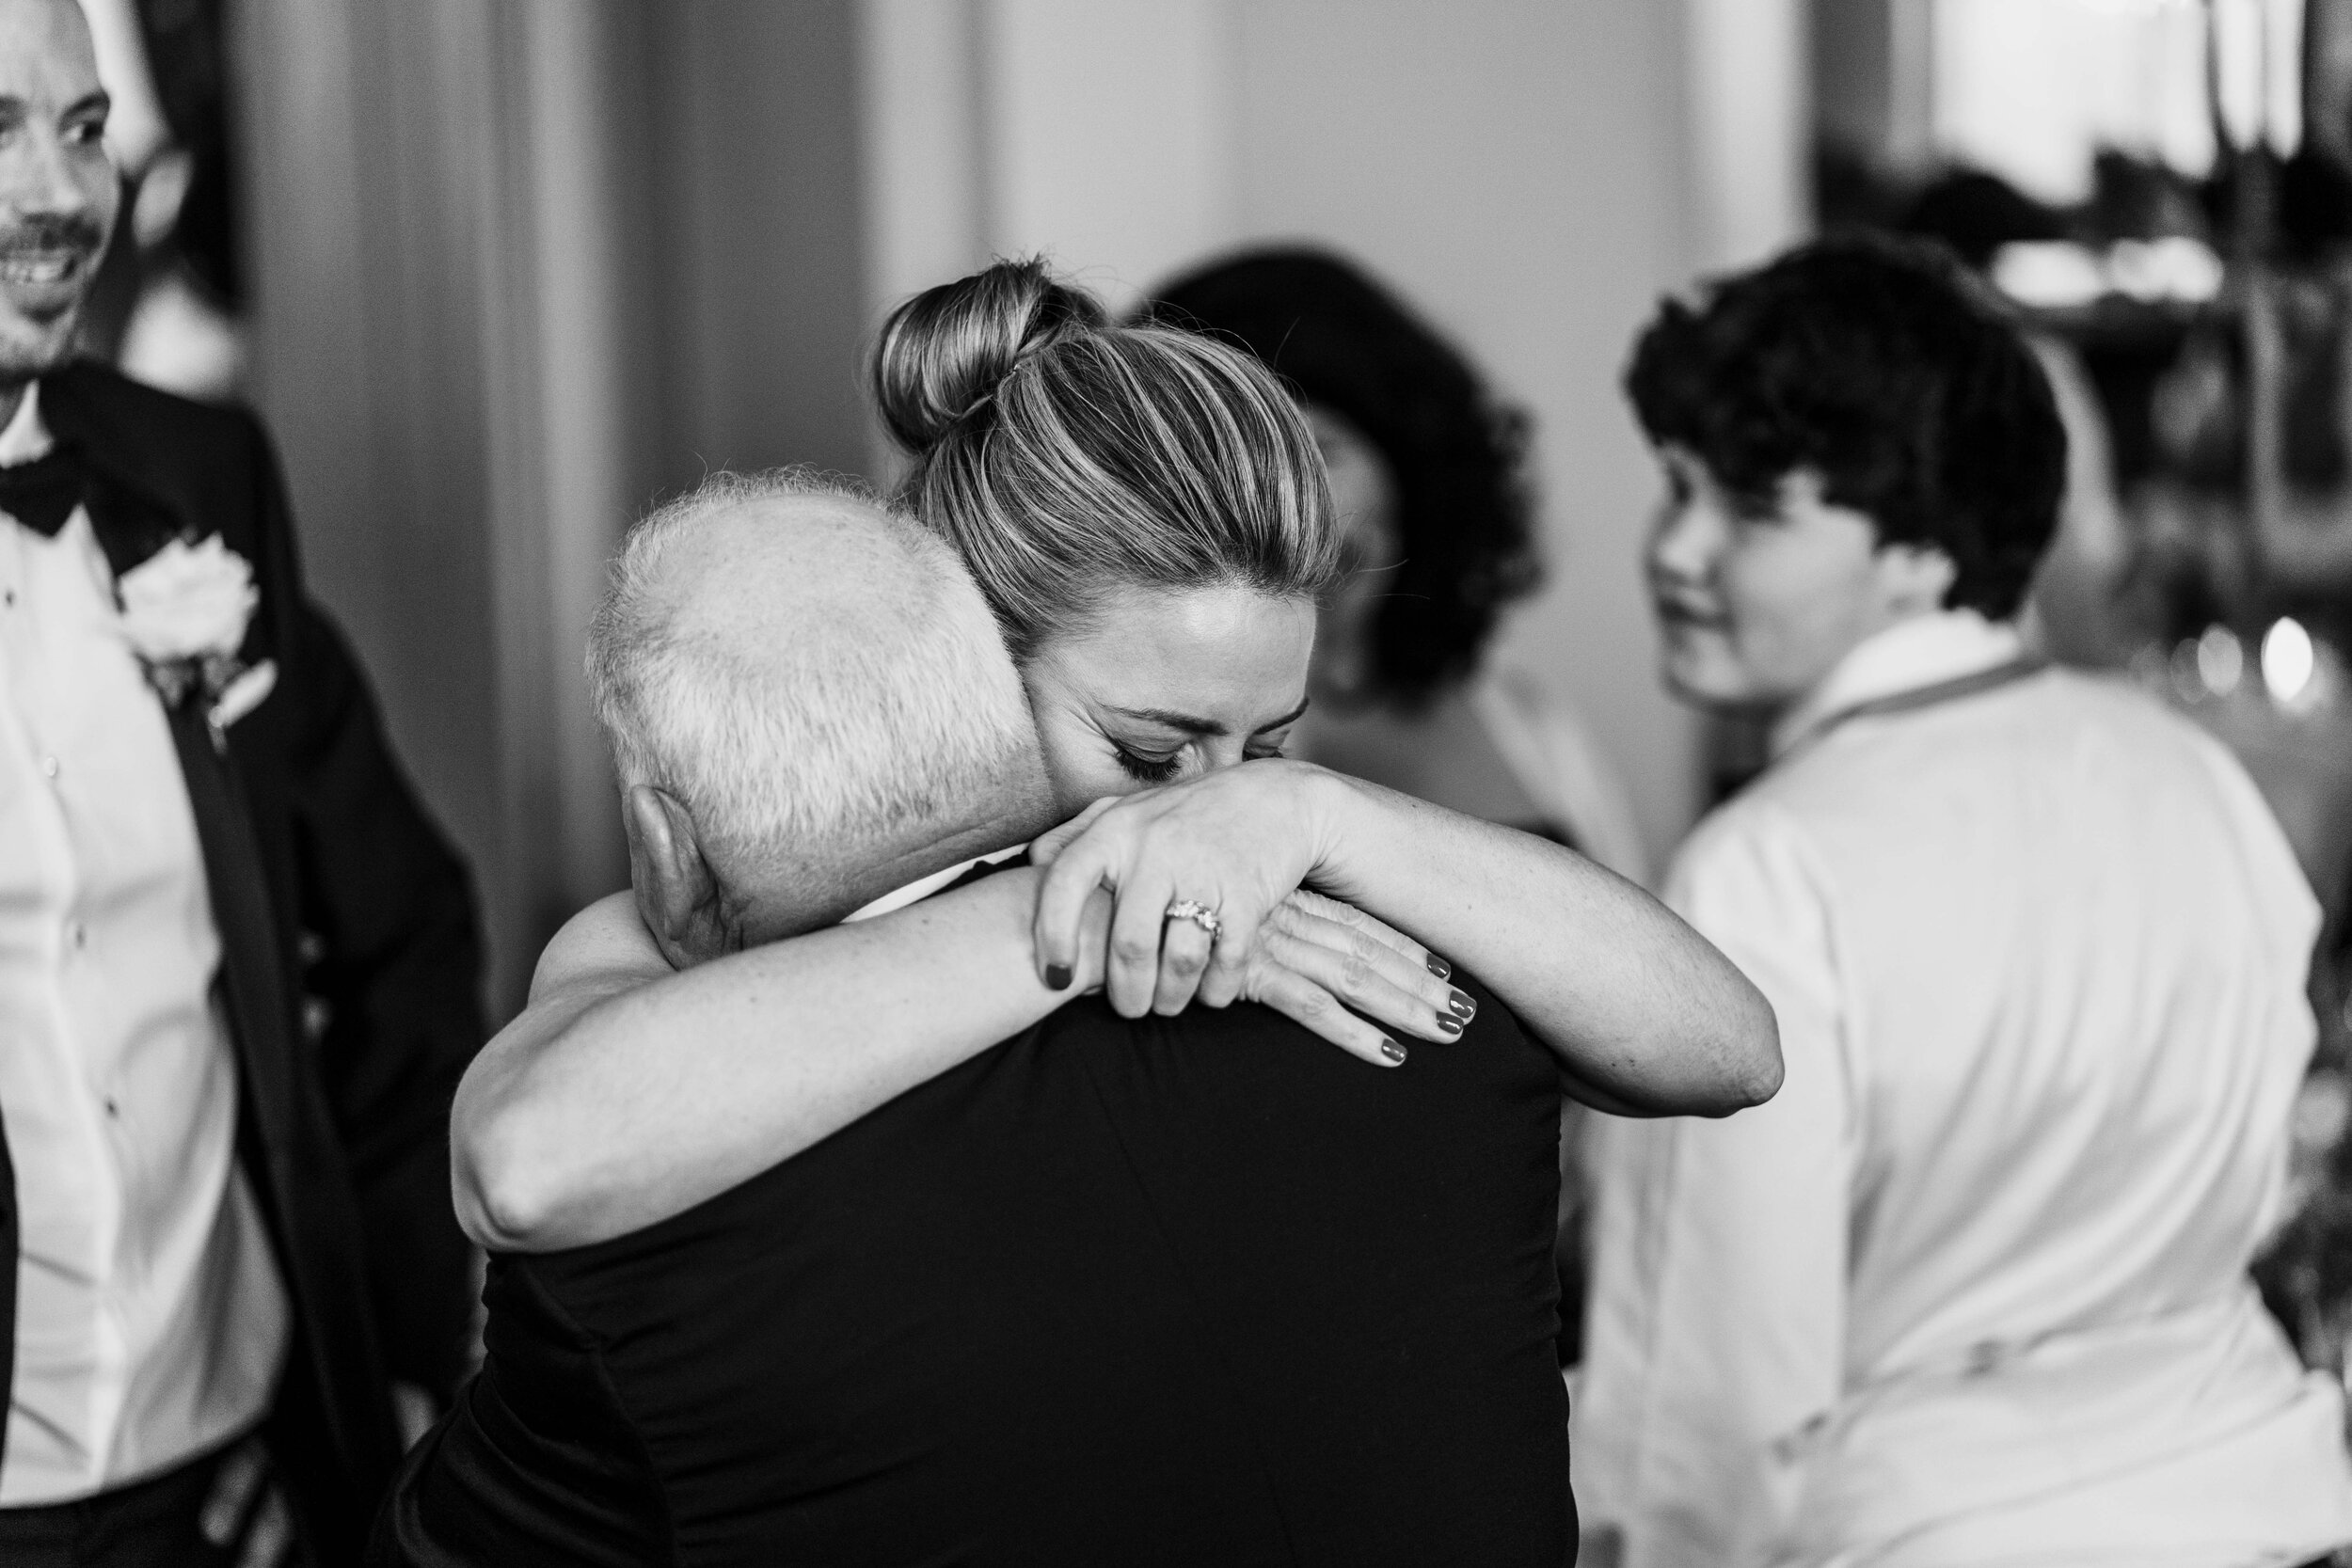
[{"xmin": 1280, "ymin": 758, "xmax": 1392, "ymax": 900}]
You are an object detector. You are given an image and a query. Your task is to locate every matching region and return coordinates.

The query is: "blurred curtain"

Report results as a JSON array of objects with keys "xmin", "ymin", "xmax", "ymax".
[{"xmin": 230, "ymin": 0, "xmax": 867, "ymax": 1016}]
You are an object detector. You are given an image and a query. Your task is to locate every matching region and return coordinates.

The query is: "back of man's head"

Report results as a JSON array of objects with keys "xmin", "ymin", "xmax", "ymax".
[{"xmin": 587, "ymin": 469, "xmax": 1043, "ymax": 942}]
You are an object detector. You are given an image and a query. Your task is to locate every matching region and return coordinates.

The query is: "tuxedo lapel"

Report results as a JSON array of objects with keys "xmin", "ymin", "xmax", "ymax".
[
  {"xmin": 160, "ymin": 700, "xmax": 399, "ymax": 1497},
  {"xmin": 0, "ymin": 1107, "xmax": 12, "ymax": 1474},
  {"xmin": 0, "ymin": 439, "xmax": 393, "ymax": 1493}
]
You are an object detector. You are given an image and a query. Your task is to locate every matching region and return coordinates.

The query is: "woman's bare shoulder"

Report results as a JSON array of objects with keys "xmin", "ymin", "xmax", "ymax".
[{"xmin": 530, "ymin": 889, "xmax": 670, "ymax": 1003}]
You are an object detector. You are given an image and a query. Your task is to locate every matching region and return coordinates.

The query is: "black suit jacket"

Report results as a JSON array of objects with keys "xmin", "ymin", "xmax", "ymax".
[
  {"xmin": 377, "ymin": 968, "xmax": 1572, "ymax": 1567},
  {"xmin": 0, "ymin": 363, "xmax": 487, "ymax": 1559}
]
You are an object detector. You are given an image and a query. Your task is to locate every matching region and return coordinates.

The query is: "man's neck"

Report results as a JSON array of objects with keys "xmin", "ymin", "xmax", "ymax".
[
  {"xmin": 752, "ymin": 780, "xmax": 1062, "ymax": 940},
  {"xmin": 838, "ymin": 812, "xmax": 1039, "ymax": 917}
]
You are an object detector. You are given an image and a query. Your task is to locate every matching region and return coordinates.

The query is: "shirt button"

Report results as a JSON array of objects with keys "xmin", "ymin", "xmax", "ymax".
[
  {"xmin": 103, "ymin": 1098, "xmax": 118, "ymax": 1118},
  {"xmin": 40, "ymin": 754, "xmax": 57, "ymax": 780},
  {"xmin": 67, "ymin": 921, "xmax": 85, "ymax": 950},
  {"xmin": 2, "ymin": 588, "xmax": 14, "ymax": 606}
]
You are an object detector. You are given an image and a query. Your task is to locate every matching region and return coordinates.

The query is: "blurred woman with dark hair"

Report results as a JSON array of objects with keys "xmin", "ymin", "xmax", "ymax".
[{"xmin": 1144, "ymin": 248, "xmax": 1649, "ymax": 885}]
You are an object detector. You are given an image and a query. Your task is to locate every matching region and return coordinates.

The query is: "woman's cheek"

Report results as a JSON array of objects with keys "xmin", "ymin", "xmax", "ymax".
[{"xmin": 1032, "ymin": 715, "xmax": 1143, "ymax": 816}]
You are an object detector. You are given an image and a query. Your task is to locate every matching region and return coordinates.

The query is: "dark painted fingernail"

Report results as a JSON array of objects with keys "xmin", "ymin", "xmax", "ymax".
[
  {"xmin": 1448, "ymin": 990, "xmax": 1476, "ymax": 1022},
  {"xmin": 1425, "ymin": 954, "xmax": 1452, "ymax": 980},
  {"xmin": 1044, "ymin": 964, "xmax": 1073, "ymax": 991},
  {"xmin": 1435, "ymin": 1014, "xmax": 1463, "ymax": 1038},
  {"xmin": 1380, "ymin": 1037, "xmax": 1406, "ymax": 1065}
]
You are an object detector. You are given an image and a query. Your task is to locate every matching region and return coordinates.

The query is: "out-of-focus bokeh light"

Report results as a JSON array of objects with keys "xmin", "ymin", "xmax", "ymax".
[
  {"xmin": 2263, "ymin": 617, "xmax": 2317, "ymax": 705},
  {"xmin": 2197, "ymin": 624, "xmax": 2245, "ymax": 697},
  {"xmin": 1994, "ymin": 244, "xmax": 2107, "ymax": 309},
  {"xmin": 2107, "ymin": 237, "xmax": 2225, "ymax": 303},
  {"xmin": 1993, "ymin": 237, "xmax": 2225, "ymax": 309}
]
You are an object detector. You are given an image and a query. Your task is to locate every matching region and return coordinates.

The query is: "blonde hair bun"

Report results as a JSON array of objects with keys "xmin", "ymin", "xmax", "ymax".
[{"xmin": 872, "ymin": 257, "xmax": 1105, "ymax": 454}]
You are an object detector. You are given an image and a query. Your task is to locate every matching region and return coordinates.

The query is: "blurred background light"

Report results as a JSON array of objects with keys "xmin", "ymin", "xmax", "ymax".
[
  {"xmin": 2199, "ymin": 623, "xmax": 2247, "ymax": 696},
  {"xmin": 2264, "ymin": 616, "xmax": 2317, "ymax": 704}
]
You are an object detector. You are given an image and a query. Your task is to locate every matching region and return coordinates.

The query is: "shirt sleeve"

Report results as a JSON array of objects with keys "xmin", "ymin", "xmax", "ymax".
[{"xmin": 1576, "ymin": 803, "xmax": 1855, "ymax": 1568}]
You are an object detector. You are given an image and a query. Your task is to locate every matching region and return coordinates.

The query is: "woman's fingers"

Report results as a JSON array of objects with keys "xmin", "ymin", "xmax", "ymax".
[
  {"xmin": 1028, "ymin": 796, "xmax": 1118, "ymax": 869},
  {"xmin": 1258, "ymin": 922, "xmax": 1464, "ymax": 1045},
  {"xmin": 1152, "ymin": 904, "xmax": 1217, "ymax": 1016},
  {"xmin": 1248, "ymin": 963, "xmax": 1406, "ymax": 1069},
  {"xmin": 1198, "ymin": 922, "xmax": 1250, "ymax": 1008},
  {"xmin": 1271, "ymin": 896, "xmax": 1470, "ymax": 1032},
  {"xmin": 1104, "ymin": 864, "xmax": 1178, "ymax": 1017},
  {"xmin": 1031, "ymin": 830, "xmax": 1119, "ymax": 990},
  {"xmin": 201, "ymin": 1438, "xmax": 270, "ymax": 1547},
  {"xmin": 238, "ymin": 1488, "xmax": 294, "ymax": 1568},
  {"xmin": 1196, "ymin": 888, "xmax": 1267, "ymax": 1008},
  {"xmin": 1285, "ymin": 888, "xmax": 1449, "ymax": 978}
]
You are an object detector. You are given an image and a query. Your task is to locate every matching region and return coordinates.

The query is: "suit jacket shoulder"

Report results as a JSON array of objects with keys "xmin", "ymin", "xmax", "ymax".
[{"xmin": 44, "ymin": 360, "xmax": 277, "ymax": 523}]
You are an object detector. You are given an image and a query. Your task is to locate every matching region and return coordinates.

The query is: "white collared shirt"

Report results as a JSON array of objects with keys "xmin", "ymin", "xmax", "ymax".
[
  {"xmin": 841, "ymin": 843, "xmax": 1028, "ymax": 925},
  {"xmin": 0, "ymin": 382, "xmax": 287, "ymax": 1504},
  {"xmin": 1576, "ymin": 610, "xmax": 2352, "ymax": 1566}
]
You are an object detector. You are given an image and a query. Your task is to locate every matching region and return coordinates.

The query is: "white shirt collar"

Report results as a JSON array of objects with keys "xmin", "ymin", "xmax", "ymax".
[
  {"xmin": 0, "ymin": 380, "xmax": 52, "ymax": 467},
  {"xmin": 840, "ymin": 842, "xmax": 1028, "ymax": 925},
  {"xmin": 1769, "ymin": 610, "xmax": 2026, "ymax": 760}
]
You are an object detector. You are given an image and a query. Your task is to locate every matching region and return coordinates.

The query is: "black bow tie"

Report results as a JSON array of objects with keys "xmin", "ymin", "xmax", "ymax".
[{"xmin": 0, "ymin": 442, "xmax": 87, "ymax": 539}]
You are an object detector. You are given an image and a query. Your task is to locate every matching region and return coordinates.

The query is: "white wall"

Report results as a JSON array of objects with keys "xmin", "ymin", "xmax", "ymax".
[{"xmin": 1223, "ymin": 0, "xmax": 1715, "ymax": 863}]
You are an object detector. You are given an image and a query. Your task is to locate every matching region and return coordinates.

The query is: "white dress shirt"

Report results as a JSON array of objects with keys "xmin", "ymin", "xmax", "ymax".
[
  {"xmin": 1576, "ymin": 610, "xmax": 2352, "ymax": 1567},
  {"xmin": 0, "ymin": 382, "xmax": 287, "ymax": 1504},
  {"xmin": 841, "ymin": 843, "xmax": 1029, "ymax": 924}
]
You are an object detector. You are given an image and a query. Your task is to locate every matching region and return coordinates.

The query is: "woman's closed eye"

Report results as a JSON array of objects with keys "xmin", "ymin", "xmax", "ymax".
[{"xmin": 1112, "ymin": 745, "xmax": 1184, "ymax": 784}]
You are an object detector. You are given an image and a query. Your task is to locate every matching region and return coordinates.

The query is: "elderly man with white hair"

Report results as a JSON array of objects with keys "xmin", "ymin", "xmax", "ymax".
[{"xmin": 375, "ymin": 470, "xmax": 1578, "ymax": 1567}]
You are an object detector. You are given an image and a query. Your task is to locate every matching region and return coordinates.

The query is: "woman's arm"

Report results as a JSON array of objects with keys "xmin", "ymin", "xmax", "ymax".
[
  {"xmin": 1031, "ymin": 761, "xmax": 1783, "ymax": 1117},
  {"xmin": 454, "ymin": 872, "xmax": 1070, "ymax": 1251},
  {"xmin": 455, "ymin": 867, "xmax": 1468, "ymax": 1253}
]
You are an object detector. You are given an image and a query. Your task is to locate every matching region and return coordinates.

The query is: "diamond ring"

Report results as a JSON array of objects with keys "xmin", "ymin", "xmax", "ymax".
[{"xmin": 1164, "ymin": 899, "xmax": 1223, "ymax": 939}]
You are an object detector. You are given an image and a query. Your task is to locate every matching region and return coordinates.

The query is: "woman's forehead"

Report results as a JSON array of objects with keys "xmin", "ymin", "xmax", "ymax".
[{"xmin": 1036, "ymin": 583, "xmax": 1314, "ymax": 729}]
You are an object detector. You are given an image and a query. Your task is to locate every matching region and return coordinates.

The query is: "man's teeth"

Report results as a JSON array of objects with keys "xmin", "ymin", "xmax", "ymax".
[{"xmin": 0, "ymin": 256, "xmax": 73, "ymax": 284}]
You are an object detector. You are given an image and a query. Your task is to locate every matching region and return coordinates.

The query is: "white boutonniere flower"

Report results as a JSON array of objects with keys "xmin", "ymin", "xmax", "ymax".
[{"xmin": 117, "ymin": 534, "xmax": 262, "ymax": 721}]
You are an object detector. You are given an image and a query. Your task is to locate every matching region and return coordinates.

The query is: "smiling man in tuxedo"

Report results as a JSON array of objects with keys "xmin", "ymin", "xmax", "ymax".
[{"xmin": 0, "ymin": 2, "xmax": 486, "ymax": 1563}]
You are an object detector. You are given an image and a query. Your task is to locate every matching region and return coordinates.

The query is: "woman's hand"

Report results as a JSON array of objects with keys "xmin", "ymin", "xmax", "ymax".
[
  {"xmin": 1033, "ymin": 764, "xmax": 1479, "ymax": 1067},
  {"xmin": 1034, "ymin": 759, "xmax": 1781, "ymax": 1116},
  {"xmin": 1238, "ymin": 890, "xmax": 1475, "ymax": 1067},
  {"xmin": 1052, "ymin": 876, "xmax": 1470, "ymax": 1069},
  {"xmin": 1031, "ymin": 760, "xmax": 1337, "ymax": 1015}
]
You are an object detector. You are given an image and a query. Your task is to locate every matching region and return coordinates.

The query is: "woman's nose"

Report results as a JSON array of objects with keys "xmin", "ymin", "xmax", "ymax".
[{"xmin": 1200, "ymin": 736, "xmax": 1253, "ymax": 774}]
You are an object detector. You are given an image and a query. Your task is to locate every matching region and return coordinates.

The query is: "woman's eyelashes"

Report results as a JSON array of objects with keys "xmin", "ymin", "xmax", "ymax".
[
  {"xmin": 1112, "ymin": 745, "xmax": 1184, "ymax": 784},
  {"xmin": 1108, "ymin": 731, "xmax": 1289, "ymax": 782}
]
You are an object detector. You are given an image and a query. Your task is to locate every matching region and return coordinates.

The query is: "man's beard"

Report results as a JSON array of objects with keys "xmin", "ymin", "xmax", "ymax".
[{"xmin": 0, "ymin": 212, "xmax": 109, "ymax": 383}]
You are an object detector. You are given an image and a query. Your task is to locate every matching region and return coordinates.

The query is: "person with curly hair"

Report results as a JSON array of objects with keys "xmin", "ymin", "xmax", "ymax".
[
  {"xmin": 1577, "ymin": 233, "xmax": 2352, "ymax": 1567},
  {"xmin": 1143, "ymin": 248, "xmax": 1649, "ymax": 884}
]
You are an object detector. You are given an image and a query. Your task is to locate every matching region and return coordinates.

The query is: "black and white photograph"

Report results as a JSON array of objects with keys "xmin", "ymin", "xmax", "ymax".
[{"xmin": 3, "ymin": 1, "xmax": 2352, "ymax": 1564}]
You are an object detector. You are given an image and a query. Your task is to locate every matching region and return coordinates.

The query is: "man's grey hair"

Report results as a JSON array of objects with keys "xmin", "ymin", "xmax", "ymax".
[{"xmin": 586, "ymin": 467, "xmax": 1034, "ymax": 886}]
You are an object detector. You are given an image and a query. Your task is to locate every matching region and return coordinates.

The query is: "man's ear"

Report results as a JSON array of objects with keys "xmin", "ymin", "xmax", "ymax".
[
  {"xmin": 1874, "ymin": 543, "xmax": 1959, "ymax": 619},
  {"xmin": 620, "ymin": 784, "xmax": 739, "ymax": 969}
]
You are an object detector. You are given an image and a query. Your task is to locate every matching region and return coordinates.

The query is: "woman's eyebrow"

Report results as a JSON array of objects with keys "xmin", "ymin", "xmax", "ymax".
[
  {"xmin": 1105, "ymin": 696, "xmax": 1311, "ymax": 737},
  {"xmin": 1255, "ymin": 696, "xmax": 1312, "ymax": 735},
  {"xmin": 1106, "ymin": 706, "xmax": 1228, "ymax": 736}
]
